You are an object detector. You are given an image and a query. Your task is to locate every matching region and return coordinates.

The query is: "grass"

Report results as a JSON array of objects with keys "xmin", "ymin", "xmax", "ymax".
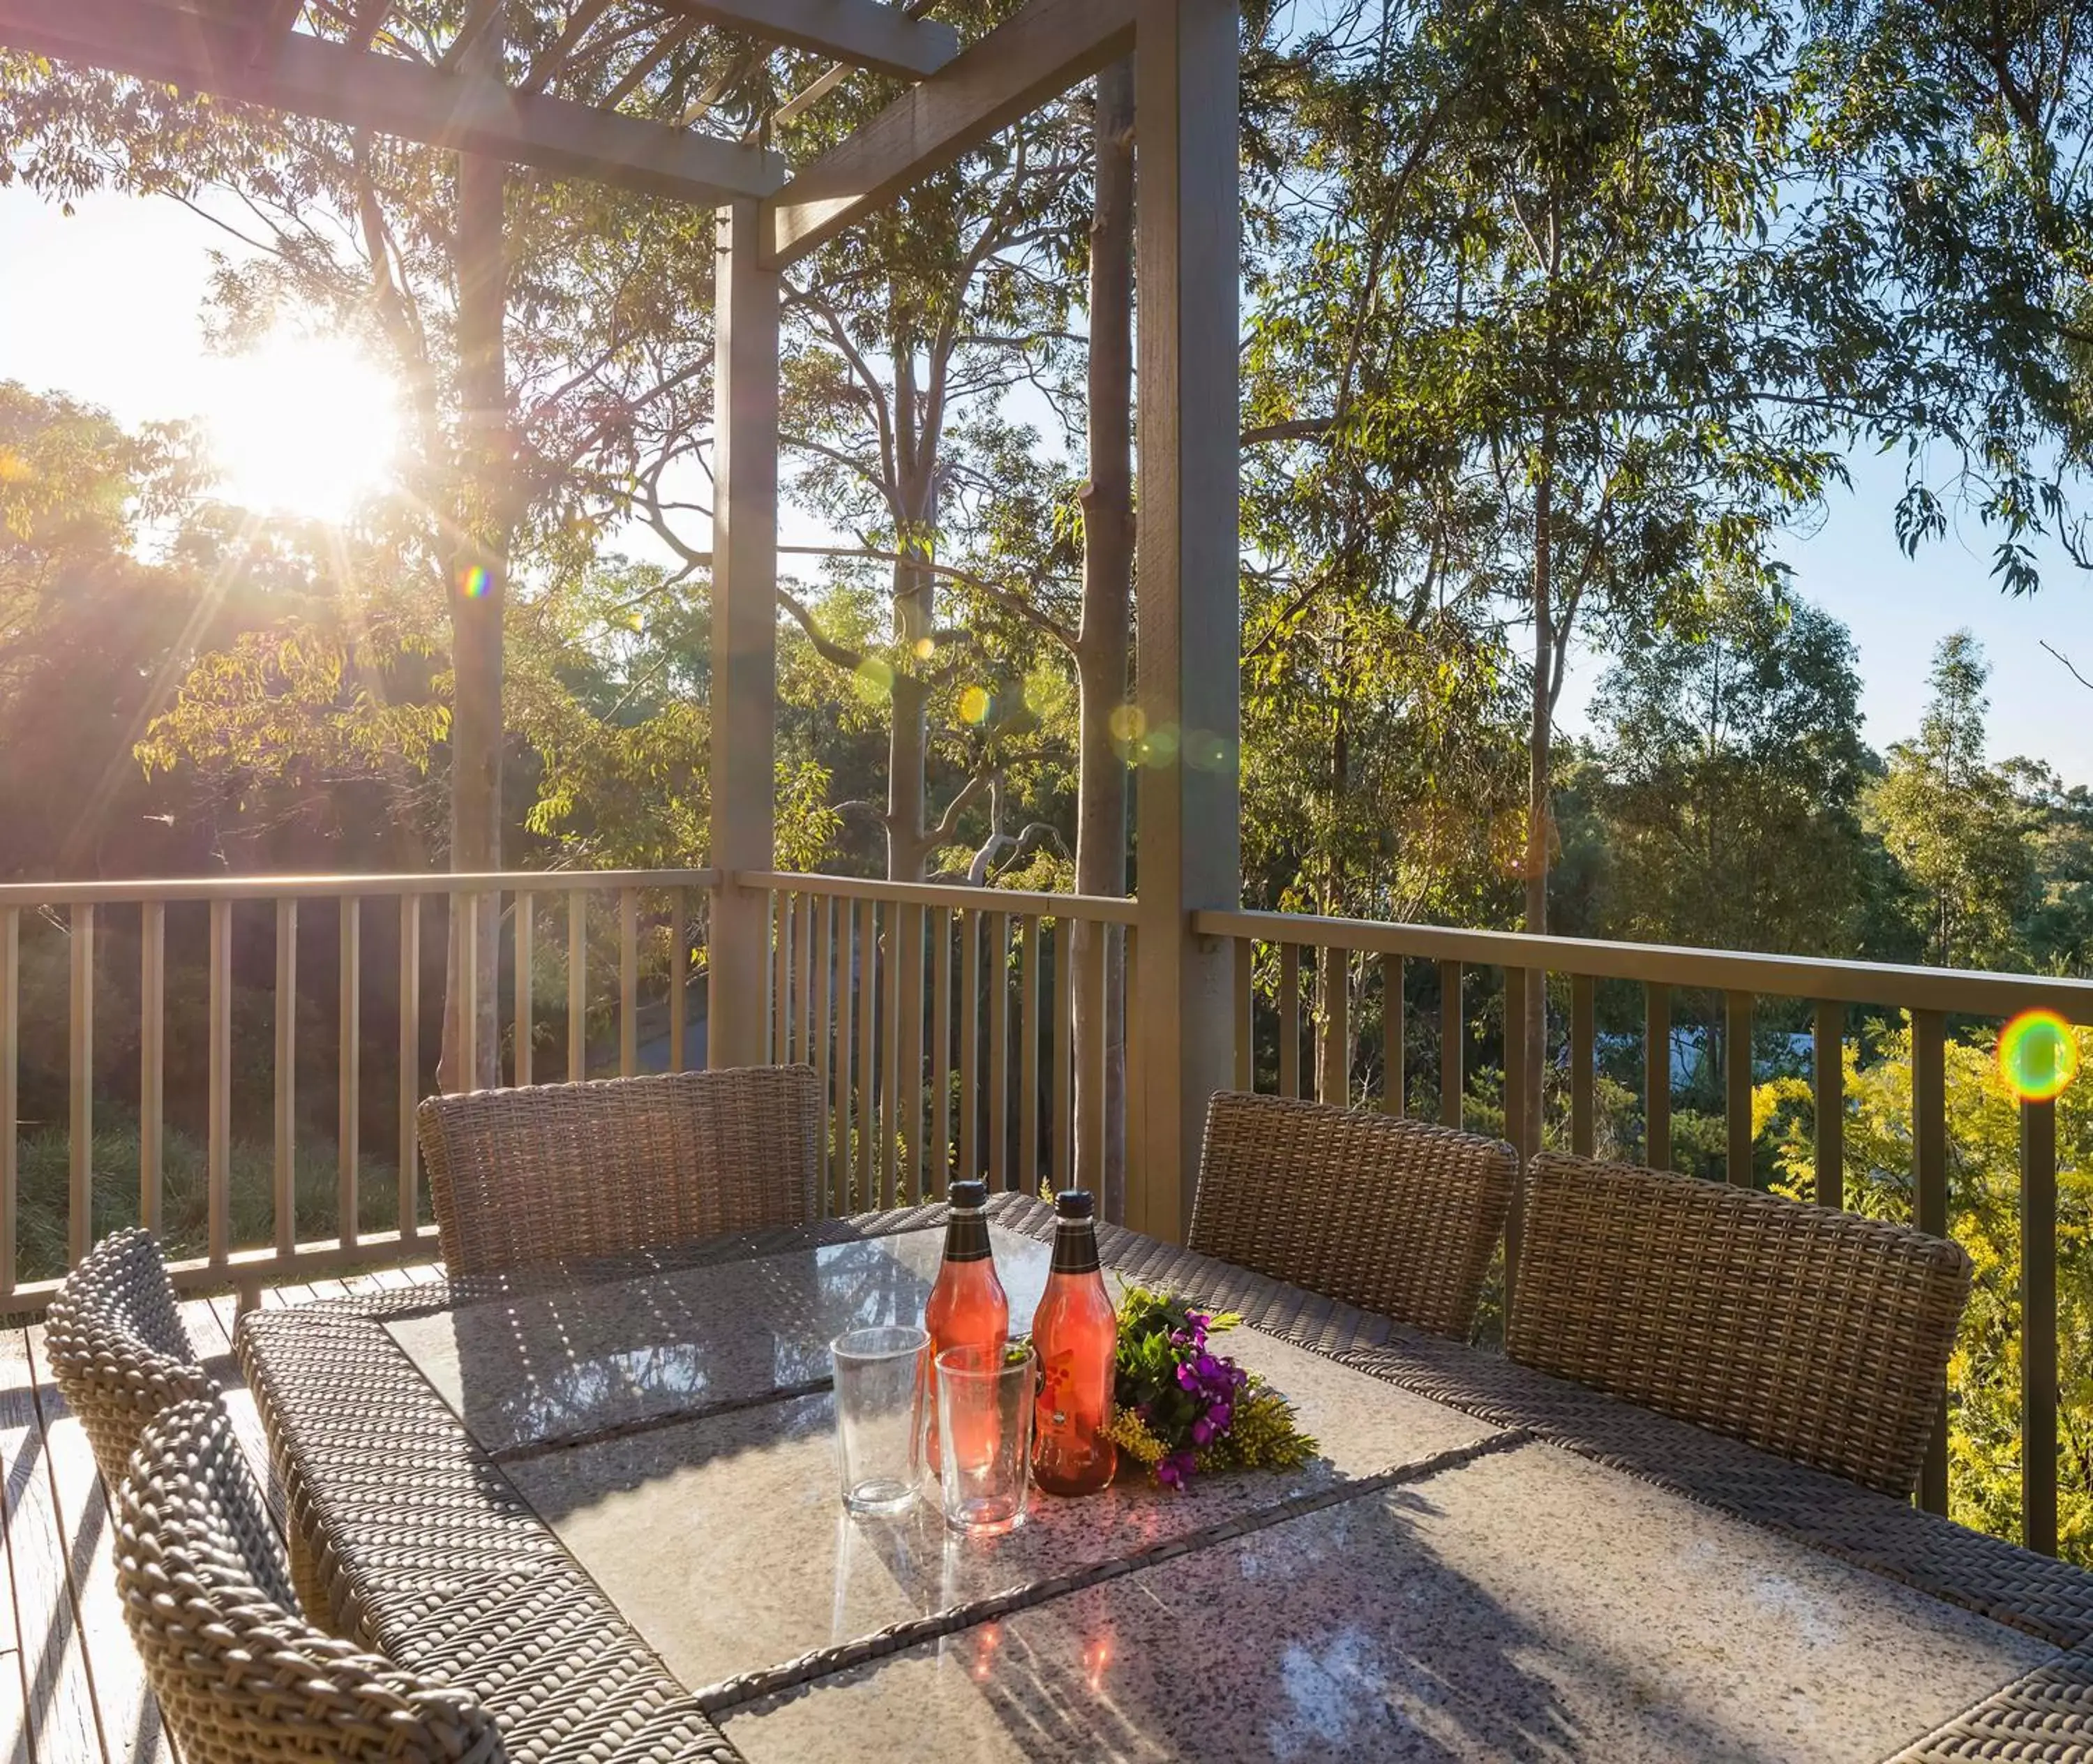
[{"xmin": 13, "ymin": 1106, "xmax": 430, "ymax": 1288}]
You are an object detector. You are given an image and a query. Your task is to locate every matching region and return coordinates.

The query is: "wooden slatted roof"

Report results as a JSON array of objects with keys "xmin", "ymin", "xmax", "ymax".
[{"xmin": 0, "ymin": 0, "xmax": 1135, "ymax": 262}]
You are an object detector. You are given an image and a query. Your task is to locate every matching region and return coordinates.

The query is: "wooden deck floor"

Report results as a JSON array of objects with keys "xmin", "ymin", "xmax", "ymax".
[{"xmin": 0, "ymin": 1263, "xmax": 447, "ymax": 1764}]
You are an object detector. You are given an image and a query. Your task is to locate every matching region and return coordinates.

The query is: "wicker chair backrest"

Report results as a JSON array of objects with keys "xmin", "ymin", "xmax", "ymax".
[
  {"xmin": 1508, "ymin": 1152, "xmax": 1972, "ymax": 1497},
  {"xmin": 1188, "ymin": 1091, "xmax": 1518, "ymax": 1339},
  {"xmin": 419, "ymin": 1065, "xmax": 822, "ymax": 1278}
]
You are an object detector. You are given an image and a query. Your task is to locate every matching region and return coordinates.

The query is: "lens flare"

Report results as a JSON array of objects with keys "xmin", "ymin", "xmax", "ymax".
[
  {"xmin": 1999, "ymin": 1010, "xmax": 2078, "ymax": 1103},
  {"xmin": 958, "ymin": 685, "xmax": 991, "ymax": 725},
  {"xmin": 458, "ymin": 565, "xmax": 491, "ymax": 600}
]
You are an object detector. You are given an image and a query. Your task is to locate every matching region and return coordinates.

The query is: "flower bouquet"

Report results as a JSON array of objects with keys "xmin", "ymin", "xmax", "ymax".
[{"xmin": 1104, "ymin": 1287, "xmax": 1318, "ymax": 1488}]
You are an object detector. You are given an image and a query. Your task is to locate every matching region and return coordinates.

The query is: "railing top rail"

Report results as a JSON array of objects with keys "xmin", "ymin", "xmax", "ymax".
[
  {"xmin": 737, "ymin": 870, "xmax": 1141, "ymax": 924},
  {"xmin": 1196, "ymin": 907, "xmax": 2093, "ymax": 1025},
  {"xmin": 0, "ymin": 868, "xmax": 719, "ymax": 907}
]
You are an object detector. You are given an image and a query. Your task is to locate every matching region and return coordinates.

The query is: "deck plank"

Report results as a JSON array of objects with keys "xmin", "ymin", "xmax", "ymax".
[
  {"xmin": 1, "ymin": 1327, "xmax": 103, "ymax": 1763},
  {"xmin": 24, "ymin": 1329, "xmax": 174, "ymax": 1764}
]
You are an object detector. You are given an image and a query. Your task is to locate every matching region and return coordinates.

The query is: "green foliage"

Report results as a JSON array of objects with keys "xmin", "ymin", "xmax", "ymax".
[
  {"xmin": 1762, "ymin": 1024, "xmax": 2093, "ymax": 1560},
  {"xmin": 1866, "ymin": 634, "xmax": 2036, "ymax": 970}
]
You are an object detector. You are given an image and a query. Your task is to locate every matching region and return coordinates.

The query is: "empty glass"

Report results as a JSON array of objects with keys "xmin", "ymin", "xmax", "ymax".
[
  {"xmin": 936, "ymin": 1340, "xmax": 1037, "ymax": 1536},
  {"xmin": 832, "ymin": 1324, "xmax": 928, "ymax": 1516}
]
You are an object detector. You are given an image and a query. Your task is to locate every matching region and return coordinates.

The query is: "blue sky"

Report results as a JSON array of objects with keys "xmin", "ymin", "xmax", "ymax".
[{"xmin": 3, "ymin": 181, "xmax": 2088, "ymax": 786}]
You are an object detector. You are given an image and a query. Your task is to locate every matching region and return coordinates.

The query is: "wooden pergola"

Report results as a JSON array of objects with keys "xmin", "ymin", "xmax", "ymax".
[{"xmin": 0, "ymin": 0, "xmax": 1240, "ymax": 1241}]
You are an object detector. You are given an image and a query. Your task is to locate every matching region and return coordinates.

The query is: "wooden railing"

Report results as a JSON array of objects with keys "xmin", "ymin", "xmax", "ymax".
[
  {"xmin": 0, "ymin": 869, "xmax": 714, "ymax": 1310},
  {"xmin": 1196, "ymin": 907, "xmax": 2093, "ymax": 1550},
  {"xmin": 9, "ymin": 866, "xmax": 2092, "ymax": 1557},
  {"xmin": 743, "ymin": 873, "xmax": 1138, "ymax": 1216}
]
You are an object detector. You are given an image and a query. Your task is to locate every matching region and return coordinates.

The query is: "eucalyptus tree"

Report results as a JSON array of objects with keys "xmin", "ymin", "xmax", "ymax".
[
  {"xmin": 1246, "ymin": 0, "xmax": 1867, "ymax": 1139},
  {"xmin": 1, "ymin": 6, "xmax": 744, "ymax": 1081}
]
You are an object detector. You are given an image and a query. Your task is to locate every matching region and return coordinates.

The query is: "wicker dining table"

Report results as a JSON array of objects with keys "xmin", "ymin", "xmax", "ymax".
[{"xmin": 234, "ymin": 1193, "xmax": 2093, "ymax": 1763}]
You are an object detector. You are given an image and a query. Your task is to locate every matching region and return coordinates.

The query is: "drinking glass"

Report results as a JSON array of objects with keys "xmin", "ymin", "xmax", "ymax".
[
  {"xmin": 832, "ymin": 1324, "xmax": 928, "ymax": 1516},
  {"xmin": 936, "ymin": 1341, "xmax": 1037, "ymax": 1536}
]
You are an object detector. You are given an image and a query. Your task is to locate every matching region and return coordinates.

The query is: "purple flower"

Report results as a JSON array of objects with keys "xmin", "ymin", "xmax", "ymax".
[
  {"xmin": 1208, "ymin": 1403, "xmax": 1232, "ymax": 1434},
  {"xmin": 1176, "ymin": 1362, "xmax": 1202, "ymax": 1392},
  {"xmin": 1191, "ymin": 1415, "xmax": 1214, "ymax": 1446},
  {"xmin": 1157, "ymin": 1449, "xmax": 1198, "ymax": 1489}
]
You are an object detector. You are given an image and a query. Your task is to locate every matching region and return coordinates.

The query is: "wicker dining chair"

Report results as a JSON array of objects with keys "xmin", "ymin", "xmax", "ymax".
[
  {"xmin": 45, "ymin": 1227, "xmax": 215, "ymax": 1490},
  {"xmin": 1508, "ymin": 1151, "xmax": 1974, "ymax": 1497},
  {"xmin": 419, "ymin": 1064, "xmax": 823, "ymax": 1278},
  {"xmin": 116, "ymin": 1396, "xmax": 505, "ymax": 1763},
  {"xmin": 1187, "ymin": 1091, "xmax": 1519, "ymax": 1339}
]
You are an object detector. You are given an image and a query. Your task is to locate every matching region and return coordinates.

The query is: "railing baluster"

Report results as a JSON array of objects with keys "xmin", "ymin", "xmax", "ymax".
[
  {"xmin": 1233, "ymin": 937, "xmax": 1252, "ymax": 1092},
  {"xmin": 1813, "ymin": 999, "xmax": 1842, "ymax": 1210},
  {"xmin": 1053, "ymin": 918, "xmax": 1074, "ymax": 1195},
  {"xmin": 771, "ymin": 891, "xmax": 790, "ymax": 1066},
  {"xmin": 69, "ymin": 903, "xmax": 94, "ymax": 1265},
  {"xmin": 1020, "ymin": 917, "xmax": 1042, "ymax": 1195},
  {"xmin": 1503, "ymin": 964, "xmax": 1529, "ymax": 1296},
  {"xmin": 137, "ymin": 902, "xmax": 165, "ymax": 1238},
  {"xmin": 1725, "ymin": 990, "xmax": 1753, "ymax": 1188},
  {"xmin": 795, "ymin": 892, "xmax": 817, "ymax": 1072},
  {"xmin": 880, "ymin": 902, "xmax": 902, "ymax": 1207},
  {"xmin": 960, "ymin": 909, "xmax": 981, "ymax": 1181},
  {"xmin": 856, "ymin": 898, "xmax": 877, "ymax": 1206},
  {"xmin": 514, "ymin": 891, "xmax": 533, "ymax": 1086},
  {"xmin": 666, "ymin": 890, "xmax": 684, "ymax": 1074},
  {"xmin": 933, "ymin": 906, "xmax": 953, "ymax": 1197},
  {"xmin": 811, "ymin": 896, "xmax": 833, "ymax": 1212},
  {"xmin": 2022, "ymin": 1095, "xmax": 2059, "ymax": 1556},
  {"xmin": 620, "ymin": 888, "xmax": 640, "ymax": 1077},
  {"xmin": 567, "ymin": 890, "xmax": 587, "ymax": 1080},
  {"xmin": 207, "ymin": 899, "xmax": 230, "ymax": 1266},
  {"xmin": 833, "ymin": 897, "xmax": 857, "ymax": 1211},
  {"xmin": 458, "ymin": 891, "xmax": 479, "ymax": 1090},
  {"xmin": 897, "ymin": 902, "xmax": 924, "ymax": 1202},
  {"xmin": 1077, "ymin": 915, "xmax": 1105, "ymax": 1189},
  {"xmin": 1645, "ymin": 983, "xmax": 1671, "ymax": 1171},
  {"xmin": 1319, "ymin": 944, "xmax": 1348, "ymax": 1107},
  {"xmin": 987, "ymin": 912, "xmax": 1011, "ymax": 1192},
  {"xmin": 1278, "ymin": 943, "xmax": 1301, "ymax": 1099},
  {"xmin": 1120, "ymin": 925, "xmax": 1138, "ymax": 1225},
  {"xmin": 340, "ymin": 898, "xmax": 361, "ymax": 1248},
  {"xmin": 1439, "ymin": 959, "xmax": 1462, "ymax": 1129},
  {"xmin": 399, "ymin": 895, "xmax": 421, "ymax": 1241},
  {"xmin": 273, "ymin": 901, "xmax": 296, "ymax": 1255},
  {"xmin": 1381, "ymin": 954, "xmax": 1403, "ymax": 1116},
  {"xmin": 1912, "ymin": 1007, "xmax": 1950, "ymax": 1515},
  {"xmin": 0, "ymin": 906, "xmax": 16, "ymax": 1297},
  {"xmin": 1569, "ymin": 973, "xmax": 1595, "ymax": 1157}
]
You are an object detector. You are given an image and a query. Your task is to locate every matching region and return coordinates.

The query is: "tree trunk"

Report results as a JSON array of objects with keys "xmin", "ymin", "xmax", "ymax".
[
  {"xmin": 441, "ymin": 141, "xmax": 508, "ymax": 1094},
  {"xmin": 885, "ymin": 341, "xmax": 938, "ymax": 883},
  {"xmin": 1073, "ymin": 57, "xmax": 1134, "ymax": 1211},
  {"xmin": 1520, "ymin": 422, "xmax": 1554, "ymax": 1160}
]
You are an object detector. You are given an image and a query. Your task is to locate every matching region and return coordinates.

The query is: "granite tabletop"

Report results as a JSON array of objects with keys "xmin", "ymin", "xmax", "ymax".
[{"xmin": 377, "ymin": 1223, "xmax": 2060, "ymax": 1762}]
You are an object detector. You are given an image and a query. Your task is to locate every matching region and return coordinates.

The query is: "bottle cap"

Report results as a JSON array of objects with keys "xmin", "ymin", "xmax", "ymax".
[
  {"xmin": 1053, "ymin": 1189, "xmax": 1095, "ymax": 1220},
  {"xmin": 949, "ymin": 1179, "xmax": 989, "ymax": 1209}
]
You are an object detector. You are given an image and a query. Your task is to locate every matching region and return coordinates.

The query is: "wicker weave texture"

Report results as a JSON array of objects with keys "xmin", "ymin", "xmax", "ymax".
[
  {"xmin": 419, "ymin": 1064, "xmax": 821, "ymax": 1278},
  {"xmin": 115, "ymin": 1398, "xmax": 505, "ymax": 1763},
  {"xmin": 1507, "ymin": 1151, "xmax": 1972, "ymax": 1498},
  {"xmin": 1187, "ymin": 1091, "xmax": 1517, "ymax": 1339},
  {"xmin": 45, "ymin": 1228, "xmax": 216, "ymax": 1490}
]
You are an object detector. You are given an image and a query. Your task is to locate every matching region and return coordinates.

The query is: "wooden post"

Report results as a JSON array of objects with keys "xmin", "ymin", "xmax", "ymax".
[
  {"xmin": 1130, "ymin": 0, "xmax": 1239, "ymax": 1243},
  {"xmin": 707, "ymin": 197, "xmax": 779, "ymax": 1070}
]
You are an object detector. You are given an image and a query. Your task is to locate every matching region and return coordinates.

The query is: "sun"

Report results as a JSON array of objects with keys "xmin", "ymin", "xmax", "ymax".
[{"xmin": 202, "ymin": 330, "xmax": 403, "ymax": 523}]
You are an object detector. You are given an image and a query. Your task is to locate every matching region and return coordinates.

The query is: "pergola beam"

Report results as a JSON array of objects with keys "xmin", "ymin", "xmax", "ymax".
[
  {"xmin": 762, "ymin": 0, "xmax": 1135, "ymax": 266},
  {"xmin": 0, "ymin": 0, "xmax": 786, "ymax": 203},
  {"xmin": 668, "ymin": 0, "xmax": 957, "ymax": 81}
]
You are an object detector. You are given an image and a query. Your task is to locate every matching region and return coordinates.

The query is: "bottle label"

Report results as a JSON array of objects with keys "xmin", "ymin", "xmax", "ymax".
[
  {"xmin": 943, "ymin": 1208, "xmax": 992, "ymax": 1263},
  {"xmin": 1049, "ymin": 1219, "xmax": 1101, "ymax": 1275}
]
